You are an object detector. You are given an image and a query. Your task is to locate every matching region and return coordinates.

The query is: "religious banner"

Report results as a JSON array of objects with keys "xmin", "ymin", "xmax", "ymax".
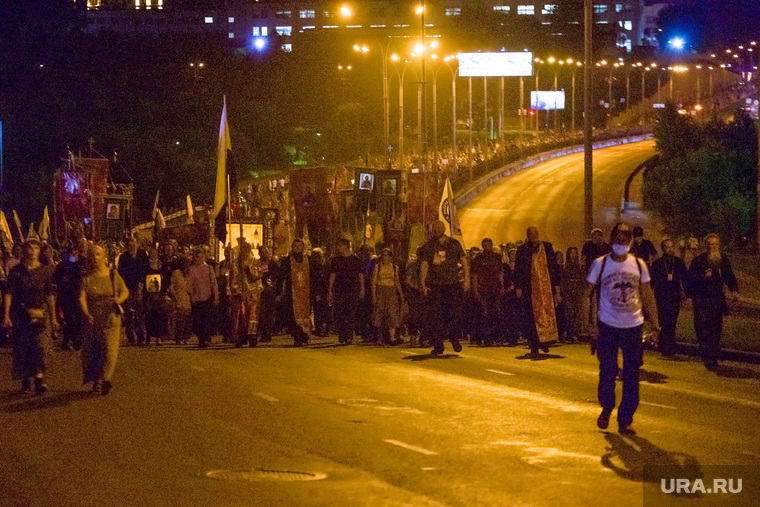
[{"xmin": 407, "ymin": 172, "xmax": 441, "ymax": 225}]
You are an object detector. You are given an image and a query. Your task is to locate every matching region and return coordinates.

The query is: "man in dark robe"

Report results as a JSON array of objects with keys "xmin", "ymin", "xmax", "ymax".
[{"xmin": 514, "ymin": 226, "xmax": 561, "ymax": 356}]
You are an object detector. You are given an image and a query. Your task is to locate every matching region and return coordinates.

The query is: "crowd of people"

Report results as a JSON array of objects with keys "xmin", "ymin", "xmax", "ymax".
[{"xmin": 0, "ymin": 221, "xmax": 741, "ymax": 435}]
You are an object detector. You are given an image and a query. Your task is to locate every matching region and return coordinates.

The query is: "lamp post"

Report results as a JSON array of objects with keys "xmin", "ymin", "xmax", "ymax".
[
  {"xmin": 337, "ymin": 64, "xmax": 352, "ymax": 102},
  {"xmin": 534, "ymin": 58, "xmax": 542, "ymax": 135},
  {"xmin": 583, "ymin": 0, "xmax": 593, "ymax": 236},
  {"xmin": 547, "ymin": 57, "xmax": 560, "ymax": 130},
  {"xmin": 568, "ymin": 59, "xmax": 581, "ymax": 131},
  {"xmin": 354, "ymin": 39, "xmax": 393, "ymax": 167},
  {"xmin": 391, "ymin": 55, "xmax": 411, "ymax": 169},
  {"xmin": 432, "ymin": 55, "xmax": 457, "ymax": 173}
]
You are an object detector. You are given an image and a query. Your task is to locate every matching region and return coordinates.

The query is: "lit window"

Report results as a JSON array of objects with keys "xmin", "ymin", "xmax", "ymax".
[
  {"xmin": 276, "ymin": 26, "xmax": 292, "ymax": 36},
  {"xmin": 493, "ymin": 6, "xmax": 510, "ymax": 13},
  {"xmin": 228, "ymin": 17, "xmax": 234, "ymax": 23},
  {"xmin": 134, "ymin": 0, "xmax": 139, "ymax": 8},
  {"xmin": 616, "ymin": 4, "xmax": 623, "ymax": 12},
  {"xmin": 229, "ymin": 33, "xmax": 234, "ymax": 38},
  {"xmin": 324, "ymin": 10, "xmax": 334, "ymax": 18},
  {"xmin": 253, "ymin": 26, "xmax": 268, "ymax": 37},
  {"xmin": 542, "ymin": 4, "xmax": 557, "ymax": 14},
  {"xmin": 517, "ymin": 5, "xmax": 535, "ymax": 15},
  {"xmin": 302, "ymin": 26, "xmax": 315, "ymax": 30},
  {"xmin": 205, "ymin": 17, "xmax": 213, "ymax": 24},
  {"xmin": 300, "ymin": 9, "xmax": 315, "ymax": 19},
  {"xmin": 323, "ymin": 25, "xmax": 338, "ymax": 29},
  {"xmin": 595, "ymin": 20, "xmax": 608, "ymax": 24},
  {"xmin": 593, "ymin": 5, "xmax": 608, "ymax": 14},
  {"xmin": 624, "ymin": 20, "xmax": 632, "ymax": 30},
  {"xmin": 281, "ymin": 44, "xmax": 292, "ymax": 52},
  {"xmin": 370, "ymin": 25, "xmax": 386, "ymax": 27},
  {"xmin": 276, "ymin": 10, "xmax": 291, "ymax": 19},
  {"xmin": 146, "ymin": 0, "xmax": 152, "ymax": 8},
  {"xmin": 445, "ymin": 7, "xmax": 461, "ymax": 16}
]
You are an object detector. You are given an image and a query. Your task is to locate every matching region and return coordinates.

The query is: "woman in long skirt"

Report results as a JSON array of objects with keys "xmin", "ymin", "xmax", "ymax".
[{"xmin": 80, "ymin": 244, "xmax": 129, "ymax": 395}]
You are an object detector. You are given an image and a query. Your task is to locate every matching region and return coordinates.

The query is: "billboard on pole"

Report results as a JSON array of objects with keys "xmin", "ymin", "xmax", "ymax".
[
  {"xmin": 458, "ymin": 52, "xmax": 533, "ymax": 77},
  {"xmin": 531, "ymin": 91, "xmax": 566, "ymax": 110}
]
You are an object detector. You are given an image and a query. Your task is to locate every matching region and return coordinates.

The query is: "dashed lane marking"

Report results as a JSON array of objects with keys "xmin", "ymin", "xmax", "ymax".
[
  {"xmin": 640, "ymin": 401, "xmax": 677, "ymax": 410},
  {"xmin": 485, "ymin": 369, "xmax": 515, "ymax": 376},
  {"xmin": 254, "ymin": 393, "xmax": 279, "ymax": 402},
  {"xmin": 383, "ymin": 440, "xmax": 438, "ymax": 456}
]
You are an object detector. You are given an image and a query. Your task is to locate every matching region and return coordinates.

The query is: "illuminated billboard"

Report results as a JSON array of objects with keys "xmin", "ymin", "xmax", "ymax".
[
  {"xmin": 458, "ymin": 52, "xmax": 533, "ymax": 77},
  {"xmin": 531, "ymin": 91, "xmax": 566, "ymax": 110}
]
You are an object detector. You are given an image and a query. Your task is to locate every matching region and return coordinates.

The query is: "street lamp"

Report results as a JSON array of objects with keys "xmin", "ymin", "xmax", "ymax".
[
  {"xmin": 567, "ymin": 59, "xmax": 582, "ymax": 131},
  {"xmin": 432, "ymin": 55, "xmax": 458, "ymax": 173},
  {"xmin": 390, "ymin": 54, "xmax": 412, "ymax": 170},
  {"xmin": 547, "ymin": 57, "xmax": 560, "ymax": 130},
  {"xmin": 533, "ymin": 57, "xmax": 543, "ymax": 135},
  {"xmin": 354, "ymin": 39, "xmax": 393, "ymax": 167},
  {"xmin": 337, "ymin": 64, "xmax": 352, "ymax": 102}
]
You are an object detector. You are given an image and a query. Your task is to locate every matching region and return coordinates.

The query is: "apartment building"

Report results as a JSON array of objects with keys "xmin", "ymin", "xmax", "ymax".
[{"xmin": 85, "ymin": 1, "xmax": 665, "ymax": 54}]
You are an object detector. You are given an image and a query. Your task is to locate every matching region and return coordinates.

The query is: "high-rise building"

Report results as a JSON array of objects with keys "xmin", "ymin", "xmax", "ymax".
[{"xmin": 85, "ymin": 1, "xmax": 666, "ymax": 54}]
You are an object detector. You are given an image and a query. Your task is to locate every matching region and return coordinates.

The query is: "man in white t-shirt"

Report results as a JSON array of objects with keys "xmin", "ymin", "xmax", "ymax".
[{"xmin": 583, "ymin": 222, "xmax": 660, "ymax": 435}]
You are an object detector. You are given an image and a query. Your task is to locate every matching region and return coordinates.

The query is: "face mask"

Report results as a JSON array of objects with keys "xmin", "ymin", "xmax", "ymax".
[{"xmin": 612, "ymin": 244, "xmax": 631, "ymax": 256}]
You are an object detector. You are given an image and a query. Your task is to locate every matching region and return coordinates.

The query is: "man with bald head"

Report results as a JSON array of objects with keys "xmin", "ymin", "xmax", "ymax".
[
  {"xmin": 419, "ymin": 220, "xmax": 470, "ymax": 355},
  {"xmin": 514, "ymin": 226, "xmax": 561, "ymax": 356}
]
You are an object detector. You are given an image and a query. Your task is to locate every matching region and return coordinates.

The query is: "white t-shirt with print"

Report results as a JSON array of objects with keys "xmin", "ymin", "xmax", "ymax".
[{"xmin": 586, "ymin": 254, "xmax": 650, "ymax": 329}]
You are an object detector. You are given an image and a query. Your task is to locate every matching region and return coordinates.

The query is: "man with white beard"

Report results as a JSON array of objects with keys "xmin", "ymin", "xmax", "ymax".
[{"xmin": 685, "ymin": 233, "xmax": 739, "ymax": 368}]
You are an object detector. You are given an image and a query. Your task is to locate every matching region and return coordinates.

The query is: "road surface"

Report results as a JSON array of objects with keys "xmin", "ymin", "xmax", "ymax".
[
  {"xmin": 459, "ymin": 140, "xmax": 657, "ymax": 253},
  {"xmin": 1, "ymin": 336, "xmax": 759, "ymax": 506}
]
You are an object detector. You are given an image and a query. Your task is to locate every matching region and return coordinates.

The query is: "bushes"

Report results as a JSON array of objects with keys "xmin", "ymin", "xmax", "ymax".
[{"xmin": 643, "ymin": 104, "xmax": 757, "ymax": 245}]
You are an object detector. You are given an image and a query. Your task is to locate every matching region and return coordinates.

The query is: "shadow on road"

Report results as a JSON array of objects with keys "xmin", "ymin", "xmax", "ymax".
[
  {"xmin": 1, "ymin": 390, "xmax": 93, "ymax": 413},
  {"xmin": 402, "ymin": 354, "xmax": 461, "ymax": 361},
  {"xmin": 601, "ymin": 433, "xmax": 701, "ymax": 483},
  {"xmin": 710, "ymin": 364, "xmax": 760, "ymax": 380},
  {"xmin": 515, "ymin": 353, "xmax": 566, "ymax": 361},
  {"xmin": 639, "ymin": 369, "xmax": 668, "ymax": 384}
]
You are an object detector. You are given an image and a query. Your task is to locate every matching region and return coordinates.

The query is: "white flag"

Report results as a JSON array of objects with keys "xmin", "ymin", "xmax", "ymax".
[
  {"xmin": 438, "ymin": 176, "xmax": 465, "ymax": 249},
  {"xmin": 39, "ymin": 206, "xmax": 50, "ymax": 241}
]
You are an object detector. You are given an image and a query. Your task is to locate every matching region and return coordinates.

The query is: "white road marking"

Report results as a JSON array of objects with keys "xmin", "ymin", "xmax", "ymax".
[
  {"xmin": 253, "ymin": 393, "xmax": 279, "ymax": 402},
  {"xmin": 338, "ymin": 399, "xmax": 424, "ymax": 414},
  {"xmin": 400, "ymin": 350, "xmax": 420, "ymax": 355},
  {"xmin": 488, "ymin": 441, "xmax": 600, "ymax": 465},
  {"xmin": 485, "ymin": 369, "xmax": 515, "ymax": 376},
  {"xmin": 421, "ymin": 467, "xmax": 436, "ymax": 471},
  {"xmin": 383, "ymin": 439, "xmax": 438, "ymax": 456},
  {"xmin": 640, "ymin": 401, "xmax": 677, "ymax": 410}
]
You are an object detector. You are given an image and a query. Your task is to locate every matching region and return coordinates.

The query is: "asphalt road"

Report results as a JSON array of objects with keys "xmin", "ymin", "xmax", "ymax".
[
  {"xmin": 459, "ymin": 140, "xmax": 658, "ymax": 253},
  {"xmin": 1, "ymin": 337, "xmax": 759, "ymax": 506}
]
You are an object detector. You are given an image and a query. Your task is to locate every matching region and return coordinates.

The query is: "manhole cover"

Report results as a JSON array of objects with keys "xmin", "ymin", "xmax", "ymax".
[{"xmin": 205, "ymin": 469, "xmax": 327, "ymax": 482}]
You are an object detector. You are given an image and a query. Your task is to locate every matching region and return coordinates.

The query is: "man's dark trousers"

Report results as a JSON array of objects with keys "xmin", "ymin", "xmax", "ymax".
[{"xmin": 597, "ymin": 321, "xmax": 643, "ymax": 429}]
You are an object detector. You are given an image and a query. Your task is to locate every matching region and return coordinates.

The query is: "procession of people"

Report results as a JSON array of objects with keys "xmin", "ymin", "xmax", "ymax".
[{"xmin": 0, "ymin": 221, "xmax": 744, "ymax": 435}]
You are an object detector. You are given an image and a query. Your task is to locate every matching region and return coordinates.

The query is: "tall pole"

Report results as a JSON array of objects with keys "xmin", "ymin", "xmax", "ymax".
[
  {"xmin": 756, "ymin": 116, "xmax": 760, "ymax": 251},
  {"xmin": 571, "ymin": 68, "xmax": 577, "ymax": 131},
  {"xmin": 625, "ymin": 70, "xmax": 630, "ymax": 110},
  {"xmin": 641, "ymin": 69, "xmax": 645, "ymax": 104},
  {"xmin": 583, "ymin": 0, "xmax": 593, "ymax": 235},
  {"xmin": 468, "ymin": 76, "xmax": 473, "ymax": 181},
  {"xmin": 399, "ymin": 69, "xmax": 404, "ymax": 169},
  {"xmin": 420, "ymin": 0, "xmax": 428, "ymax": 228},
  {"xmin": 553, "ymin": 69, "xmax": 558, "ymax": 130},
  {"xmin": 499, "ymin": 76, "xmax": 504, "ymax": 140},
  {"xmin": 483, "ymin": 77, "xmax": 488, "ymax": 139},
  {"xmin": 519, "ymin": 76, "xmax": 525, "ymax": 137},
  {"xmin": 452, "ymin": 67, "xmax": 457, "ymax": 174},
  {"xmin": 534, "ymin": 64, "xmax": 539, "ymax": 137},
  {"xmin": 433, "ymin": 70, "xmax": 438, "ymax": 170},
  {"xmin": 383, "ymin": 45, "xmax": 390, "ymax": 168},
  {"xmin": 657, "ymin": 72, "xmax": 662, "ymax": 103}
]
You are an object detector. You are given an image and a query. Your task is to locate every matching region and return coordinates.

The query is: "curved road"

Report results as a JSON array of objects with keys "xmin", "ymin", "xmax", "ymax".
[{"xmin": 459, "ymin": 140, "xmax": 657, "ymax": 253}]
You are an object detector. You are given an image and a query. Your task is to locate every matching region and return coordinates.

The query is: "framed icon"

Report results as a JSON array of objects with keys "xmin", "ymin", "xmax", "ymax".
[
  {"xmin": 106, "ymin": 203, "xmax": 121, "ymax": 220},
  {"xmin": 382, "ymin": 178, "xmax": 397, "ymax": 196},
  {"xmin": 146, "ymin": 274, "xmax": 161, "ymax": 293},
  {"xmin": 358, "ymin": 173, "xmax": 374, "ymax": 191}
]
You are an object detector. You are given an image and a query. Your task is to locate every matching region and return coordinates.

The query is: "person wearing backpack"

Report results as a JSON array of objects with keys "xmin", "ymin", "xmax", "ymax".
[{"xmin": 583, "ymin": 222, "xmax": 660, "ymax": 435}]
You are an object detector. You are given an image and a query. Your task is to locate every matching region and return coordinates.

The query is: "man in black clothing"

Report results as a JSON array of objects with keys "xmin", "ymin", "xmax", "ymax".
[
  {"xmin": 581, "ymin": 228, "xmax": 611, "ymax": 274},
  {"xmin": 631, "ymin": 226, "xmax": 658, "ymax": 265},
  {"xmin": 471, "ymin": 238, "xmax": 504, "ymax": 346},
  {"xmin": 650, "ymin": 238, "xmax": 688, "ymax": 357},
  {"xmin": 310, "ymin": 248, "xmax": 331, "ymax": 336},
  {"xmin": 257, "ymin": 246, "xmax": 279, "ymax": 343},
  {"xmin": 117, "ymin": 237, "xmax": 148, "ymax": 344},
  {"xmin": 419, "ymin": 220, "xmax": 470, "ymax": 356},
  {"xmin": 685, "ymin": 233, "xmax": 739, "ymax": 367},
  {"xmin": 328, "ymin": 238, "xmax": 364, "ymax": 345},
  {"xmin": 52, "ymin": 244, "xmax": 86, "ymax": 350}
]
